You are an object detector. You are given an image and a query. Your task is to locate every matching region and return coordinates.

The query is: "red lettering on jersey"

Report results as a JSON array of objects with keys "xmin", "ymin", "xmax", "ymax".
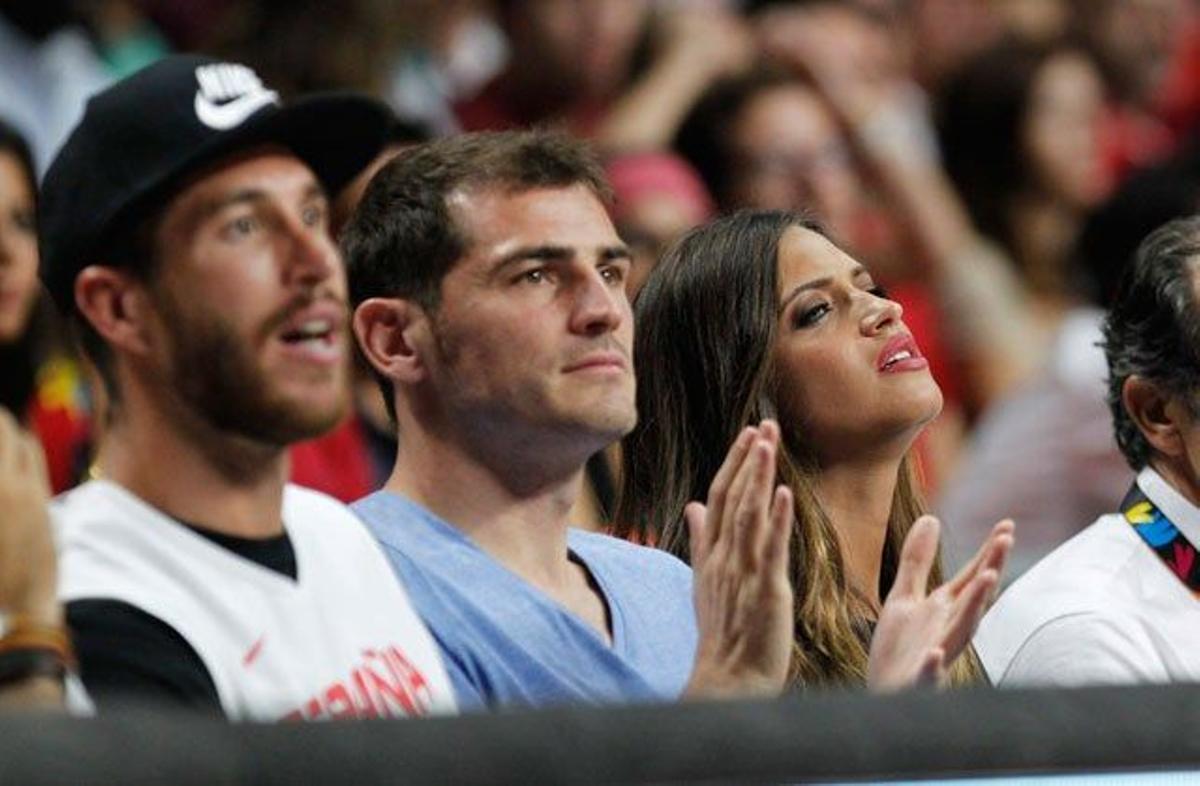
[
  {"xmin": 302, "ymin": 697, "xmax": 322, "ymax": 720},
  {"xmin": 363, "ymin": 649, "xmax": 419, "ymax": 715},
  {"xmin": 386, "ymin": 646, "xmax": 433, "ymax": 710},
  {"xmin": 242, "ymin": 636, "xmax": 266, "ymax": 668},
  {"xmin": 350, "ymin": 669, "xmax": 381, "ymax": 718},
  {"xmin": 281, "ymin": 643, "xmax": 435, "ymax": 720},
  {"xmin": 324, "ymin": 683, "xmax": 359, "ymax": 719}
]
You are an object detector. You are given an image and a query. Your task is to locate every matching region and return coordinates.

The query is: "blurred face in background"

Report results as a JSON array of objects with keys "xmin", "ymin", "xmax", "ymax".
[
  {"xmin": 1086, "ymin": 0, "xmax": 1189, "ymax": 104},
  {"xmin": 0, "ymin": 149, "xmax": 39, "ymax": 344},
  {"xmin": 617, "ymin": 194, "xmax": 703, "ymax": 300},
  {"xmin": 506, "ymin": 0, "xmax": 650, "ymax": 97},
  {"xmin": 607, "ymin": 153, "xmax": 715, "ymax": 300},
  {"xmin": 1023, "ymin": 51, "xmax": 1108, "ymax": 209},
  {"xmin": 725, "ymin": 84, "xmax": 860, "ymax": 238},
  {"xmin": 906, "ymin": 0, "xmax": 1002, "ymax": 87}
]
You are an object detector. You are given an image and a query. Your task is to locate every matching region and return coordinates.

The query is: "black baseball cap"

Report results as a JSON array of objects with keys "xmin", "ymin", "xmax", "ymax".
[{"xmin": 38, "ymin": 54, "xmax": 392, "ymax": 312}]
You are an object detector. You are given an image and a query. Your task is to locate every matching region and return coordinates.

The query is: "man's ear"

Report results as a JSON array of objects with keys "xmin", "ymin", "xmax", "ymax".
[
  {"xmin": 1124, "ymin": 375, "xmax": 1187, "ymax": 458},
  {"xmin": 353, "ymin": 297, "xmax": 431, "ymax": 386},
  {"xmin": 74, "ymin": 265, "xmax": 156, "ymax": 356}
]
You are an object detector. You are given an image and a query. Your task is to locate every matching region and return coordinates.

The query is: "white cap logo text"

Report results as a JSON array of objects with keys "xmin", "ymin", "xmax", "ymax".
[{"xmin": 193, "ymin": 63, "xmax": 280, "ymax": 130}]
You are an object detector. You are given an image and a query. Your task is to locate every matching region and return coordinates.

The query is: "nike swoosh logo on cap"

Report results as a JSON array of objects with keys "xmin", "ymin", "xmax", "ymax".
[{"xmin": 194, "ymin": 89, "xmax": 280, "ymax": 131}]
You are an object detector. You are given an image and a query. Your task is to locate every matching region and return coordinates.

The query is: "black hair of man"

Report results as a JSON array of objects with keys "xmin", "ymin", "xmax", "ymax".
[
  {"xmin": 1103, "ymin": 215, "xmax": 1200, "ymax": 470},
  {"xmin": 340, "ymin": 129, "xmax": 612, "ymax": 420}
]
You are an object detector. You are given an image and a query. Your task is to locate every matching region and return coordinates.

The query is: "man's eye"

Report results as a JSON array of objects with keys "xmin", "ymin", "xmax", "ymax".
[
  {"xmin": 520, "ymin": 268, "xmax": 546, "ymax": 284},
  {"xmin": 224, "ymin": 216, "xmax": 258, "ymax": 238},
  {"xmin": 600, "ymin": 265, "xmax": 625, "ymax": 285},
  {"xmin": 302, "ymin": 204, "xmax": 326, "ymax": 227},
  {"xmin": 794, "ymin": 302, "xmax": 831, "ymax": 328}
]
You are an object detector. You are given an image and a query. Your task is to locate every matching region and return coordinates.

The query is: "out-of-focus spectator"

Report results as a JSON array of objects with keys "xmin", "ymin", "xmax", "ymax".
[
  {"xmin": 939, "ymin": 37, "xmax": 1109, "ymax": 327},
  {"xmin": 939, "ymin": 135, "xmax": 1200, "ymax": 580},
  {"xmin": 457, "ymin": 0, "xmax": 754, "ymax": 152},
  {"xmin": 0, "ymin": 119, "xmax": 90, "ymax": 493},
  {"xmin": 455, "ymin": 0, "xmax": 650, "ymax": 134},
  {"xmin": 76, "ymin": 1, "xmax": 170, "ymax": 79},
  {"xmin": 212, "ymin": 0, "xmax": 408, "ymax": 97},
  {"xmin": 605, "ymin": 151, "xmax": 715, "ymax": 300},
  {"xmin": 996, "ymin": 0, "xmax": 1072, "ymax": 44},
  {"xmin": 0, "ymin": 6, "xmax": 111, "ymax": 172},
  {"xmin": 1070, "ymin": 0, "xmax": 1199, "ymax": 179},
  {"xmin": 676, "ymin": 70, "xmax": 860, "ymax": 239},
  {"xmin": 386, "ymin": 0, "xmax": 507, "ymax": 136}
]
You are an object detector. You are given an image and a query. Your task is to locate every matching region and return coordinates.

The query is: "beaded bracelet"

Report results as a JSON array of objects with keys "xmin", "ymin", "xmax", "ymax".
[
  {"xmin": 0, "ymin": 649, "xmax": 67, "ymax": 684},
  {"xmin": 0, "ymin": 616, "xmax": 75, "ymax": 686}
]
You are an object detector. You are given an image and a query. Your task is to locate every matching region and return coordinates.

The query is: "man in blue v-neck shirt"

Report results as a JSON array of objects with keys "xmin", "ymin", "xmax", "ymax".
[
  {"xmin": 342, "ymin": 130, "xmax": 996, "ymax": 710},
  {"xmin": 344, "ymin": 131, "xmax": 795, "ymax": 709}
]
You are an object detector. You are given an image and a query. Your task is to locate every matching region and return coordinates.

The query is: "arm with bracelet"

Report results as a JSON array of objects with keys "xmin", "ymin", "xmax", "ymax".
[{"xmin": 0, "ymin": 408, "xmax": 68, "ymax": 710}]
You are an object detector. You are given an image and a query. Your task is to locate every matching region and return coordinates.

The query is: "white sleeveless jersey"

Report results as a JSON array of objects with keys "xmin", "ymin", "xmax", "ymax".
[{"xmin": 55, "ymin": 480, "xmax": 457, "ymax": 721}]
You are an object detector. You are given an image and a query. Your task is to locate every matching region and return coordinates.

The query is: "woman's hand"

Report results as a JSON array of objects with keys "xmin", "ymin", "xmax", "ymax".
[
  {"xmin": 867, "ymin": 517, "xmax": 1014, "ymax": 691},
  {"xmin": 684, "ymin": 421, "xmax": 795, "ymax": 699}
]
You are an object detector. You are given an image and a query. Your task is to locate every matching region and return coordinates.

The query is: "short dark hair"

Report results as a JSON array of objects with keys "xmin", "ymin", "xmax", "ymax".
[
  {"xmin": 1103, "ymin": 216, "xmax": 1200, "ymax": 470},
  {"xmin": 340, "ymin": 129, "xmax": 611, "ymax": 418}
]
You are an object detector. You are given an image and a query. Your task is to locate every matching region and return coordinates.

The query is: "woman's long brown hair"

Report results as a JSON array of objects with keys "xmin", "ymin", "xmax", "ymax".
[{"xmin": 615, "ymin": 209, "xmax": 983, "ymax": 687}]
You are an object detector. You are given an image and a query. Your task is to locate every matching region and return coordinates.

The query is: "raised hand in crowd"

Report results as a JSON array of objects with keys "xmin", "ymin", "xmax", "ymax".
[
  {"xmin": 0, "ymin": 408, "xmax": 65, "ymax": 709},
  {"xmin": 868, "ymin": 517, "xmax": 1013, "ymax": 690},
  {"xmin": 684, "ymin": 421, "xmax": 794, "ymax": 698},
  {"xmin": 598, "ymin": 4, "xmax": 755, "ymax": 152}
]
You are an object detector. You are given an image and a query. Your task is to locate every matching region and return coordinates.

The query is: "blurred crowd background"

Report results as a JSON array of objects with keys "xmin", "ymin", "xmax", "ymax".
[{"xmin": 3, "ymin": 0, "xmax": 1199, "ymax": 582}]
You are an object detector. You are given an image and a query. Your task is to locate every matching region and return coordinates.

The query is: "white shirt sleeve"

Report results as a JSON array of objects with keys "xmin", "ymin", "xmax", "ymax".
[{"xmin": 997, "ymin": 611, "xmax": 1169, "ymax": 687}]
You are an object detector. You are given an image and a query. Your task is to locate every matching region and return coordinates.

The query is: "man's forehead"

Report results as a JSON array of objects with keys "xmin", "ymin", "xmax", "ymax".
[{"xmin": 446, "ymin": 182, "xmax": 619, "ymax": 254}]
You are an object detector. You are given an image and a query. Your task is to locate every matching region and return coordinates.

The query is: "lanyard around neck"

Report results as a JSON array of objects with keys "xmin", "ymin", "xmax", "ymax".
[{"xmin": 1121, "ymin": 483, "xmax": 1200, "ymax": 598}]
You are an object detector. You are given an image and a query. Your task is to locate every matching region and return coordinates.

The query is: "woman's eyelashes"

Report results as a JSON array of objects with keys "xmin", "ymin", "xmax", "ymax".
[
  {"xmin": 794, "ymin": 299, "xmax": 831, "ymax": 328},
  {"xmin": 790, "ymin": 284, "xmax": 889, "ymax": 330}
]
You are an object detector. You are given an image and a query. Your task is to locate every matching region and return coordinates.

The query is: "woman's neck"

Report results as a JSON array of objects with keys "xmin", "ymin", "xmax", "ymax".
[{"xmin": 815, "ymin": 457, "xmax": 903, "ymax": 612}]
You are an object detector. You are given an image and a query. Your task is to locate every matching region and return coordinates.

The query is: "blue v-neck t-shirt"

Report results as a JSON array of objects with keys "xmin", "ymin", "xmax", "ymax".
[{"xmin": 352, "ymin": 491, "xmax": 698, "ymax": 710}]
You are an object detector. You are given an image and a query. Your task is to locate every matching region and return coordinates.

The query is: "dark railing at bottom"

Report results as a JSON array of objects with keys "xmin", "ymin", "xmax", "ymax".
[{"xmin": 1, "ymin": 683, "xmax": 1198, "ymax": 785}]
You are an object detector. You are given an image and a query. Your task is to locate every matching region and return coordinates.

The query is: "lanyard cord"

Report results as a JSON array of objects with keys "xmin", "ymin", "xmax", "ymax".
[{"xmin": 1121, "ymin": 483, "xmax": 1200, "ymax": 597}]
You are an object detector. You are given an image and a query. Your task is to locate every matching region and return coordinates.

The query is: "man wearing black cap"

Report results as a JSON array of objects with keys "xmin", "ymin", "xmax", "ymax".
[{"xmin": 29, "ymin": 55, "xmax": 457, "ymax": 719}]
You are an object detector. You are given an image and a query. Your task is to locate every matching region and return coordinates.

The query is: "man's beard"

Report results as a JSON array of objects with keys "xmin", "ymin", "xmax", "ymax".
[{"xmin": 162, "ymin": 307, "xmax": 347, "ymax": 447}]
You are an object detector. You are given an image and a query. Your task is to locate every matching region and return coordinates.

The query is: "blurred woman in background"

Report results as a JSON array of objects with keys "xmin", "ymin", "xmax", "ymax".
[
  {"xmin": 0, "ymin": 118, "xmax": 90, "ymax": 492},
  {"xmin": 939, "ymin": 38, "xmax": 1108, "ymax": 329}
]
